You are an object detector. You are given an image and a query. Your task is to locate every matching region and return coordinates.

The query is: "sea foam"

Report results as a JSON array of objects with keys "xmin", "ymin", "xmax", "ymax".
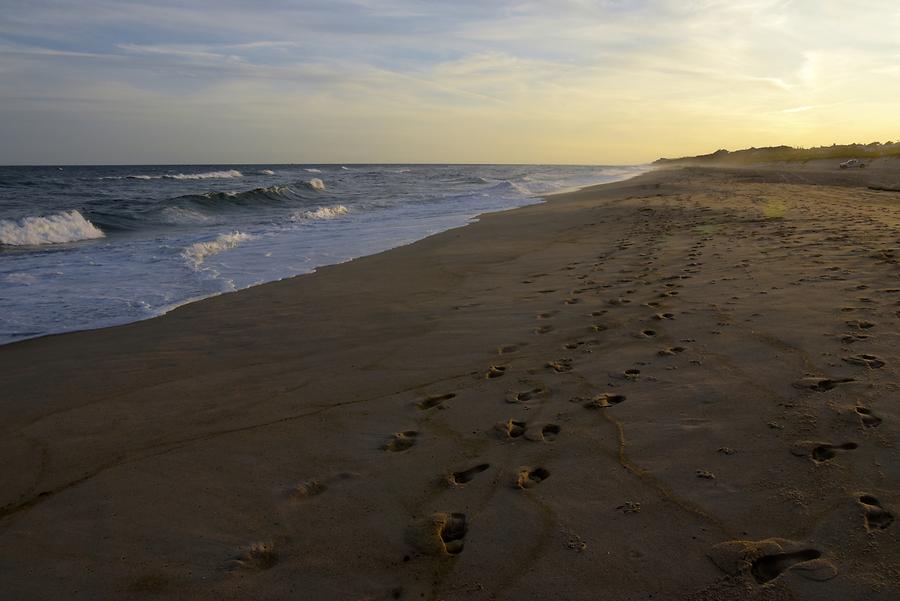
[
  {"xmin": 4, "ymin": 272, "xmax": 38, "ymax": 285},
  {"xmin": 306, "ymin": 178, "xmax": 326, "ymax": 191},
  {"xmin": 103, "ymin": 169, "xmax": 244, "ymax": 181},
  {"xmin": 166, "ymin": 169, "xmax": 244, "ymax": 180},
  {"xmin": 0, "ymin": 210, "xmax": 105, "ymax": 246},
  {"xmin": 292, "ymin": 205, "xmax": 349, "ymax": 220},
  {"xmin": 181, "ymin": 231, "xmax": 253, "ymax": 269}
]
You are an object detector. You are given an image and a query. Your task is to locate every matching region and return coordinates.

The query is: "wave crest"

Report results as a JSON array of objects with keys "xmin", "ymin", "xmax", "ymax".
[
  {"xmin": 159, "ymin": 207, "xmax": 214, "ymax": 225},
  {"xmin": 484, "ymin": 180, "xmax": 532, "ymax": 196},
  {"xmin": 0, "ymin": 210, "xmax": 105, "ymax": 246},
  {"xmin": 103, "ymin": 169, "xmax": 244, "ymax": 181},
  {"xmin": 181, "ymin": 232, "xmax": 253, "ymax": 269},
  {"xmin": 292, "ymin": 205, "xmax": 349, "ymax": 221},
  {"xmin": 166, "ymin": 169, "xmax": 244, "ymax": 180},
  {"xmin": 178, "ymin": 185, "xmax": 293, "ymax": 208},
  {"xmin": 305, "ymin": 178, "xmax": 326, "ymax": 191}
]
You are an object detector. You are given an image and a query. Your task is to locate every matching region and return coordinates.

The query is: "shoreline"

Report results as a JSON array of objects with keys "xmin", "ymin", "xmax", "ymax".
[
  {"xmin": 0, "ymin": 167, "xmax": 650, "ymax": 348},
  {"xmin": 1, "ymin": 165, "xmax": 898, "ymax": 600}
]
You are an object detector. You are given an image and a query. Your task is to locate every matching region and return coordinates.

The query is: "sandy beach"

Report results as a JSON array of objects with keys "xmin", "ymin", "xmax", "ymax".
[{"xmin": 1, "ymin": 165, "xmax": 898, "ymax": 600}]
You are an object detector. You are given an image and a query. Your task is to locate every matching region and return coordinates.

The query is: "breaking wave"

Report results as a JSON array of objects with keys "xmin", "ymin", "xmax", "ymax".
[
  {"xmin": 304, "ymin": 168, "xmax": 322, "ymax": 173},
  {"xmin": 306, "ymin": 178, "xmax": 326, "ymax": 191},
  {"xmin": 0, "ymin": 210, "xmax": 105, "ymax": 246},
  {"xmin": 259, "ymin": 169, "xmax": 275, "ymax": 175},
  {"xmin": 162, "ymin": 169, "xmax": 244, "ymax": 180},
  {"xmin": 102, "ymin": 169, "xmax": 244, "ymax": 181},
  {"xmin": 485, "ymin": 180, "xmax": 532, "ymax": 196},
  {"xmin": 175, "ymin": 180, "xmax": 324, "ymax": 210},
  {"xmin": 192, "ymin": 185, "xmax": 290, "ymax": 204},
  {"xmin": 181, "ymin": 232, "xmax": 253, "ymax": 269},
  {"xmin": 292, "ymin": 205, "xmax": 350, "ymax": 221}
]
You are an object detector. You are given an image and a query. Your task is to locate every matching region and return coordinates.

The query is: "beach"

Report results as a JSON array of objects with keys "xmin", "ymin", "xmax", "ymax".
[{"xmin": 1, "ymin": 165, "xmax": 898, "ymax": 600}]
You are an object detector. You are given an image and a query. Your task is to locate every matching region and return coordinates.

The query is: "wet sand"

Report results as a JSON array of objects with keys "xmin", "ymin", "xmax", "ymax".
[{"xmin": 1, "ymin": 166, "xmax": 898, "ymax": 600}]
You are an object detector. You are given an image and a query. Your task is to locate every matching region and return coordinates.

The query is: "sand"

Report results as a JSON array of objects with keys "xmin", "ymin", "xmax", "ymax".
[{"xmin": 1, "ymin": 165, "xmax": 898, "ymax": 600}]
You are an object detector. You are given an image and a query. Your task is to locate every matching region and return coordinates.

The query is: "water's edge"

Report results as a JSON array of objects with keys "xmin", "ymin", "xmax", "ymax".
[{"xmin": 0, "ymin": 167, "xmax": 651, "ymax": 346}]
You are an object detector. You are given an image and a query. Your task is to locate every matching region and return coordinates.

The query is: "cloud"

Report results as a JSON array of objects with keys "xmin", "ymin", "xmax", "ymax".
[{"xmin": 2, "ymin": 1, "xmax": 900, "ymax": 164}]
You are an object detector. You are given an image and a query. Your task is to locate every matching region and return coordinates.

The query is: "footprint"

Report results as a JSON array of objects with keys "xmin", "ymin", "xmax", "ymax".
[
  {"xmin": 840, "ymin": 334, "xmax": 869, "ymax": 344},
  {"xmin": 290, "ymin": 479, "xmax": 327, "ymax": 499},
  {"xmin": 564, "ymin": 298, "xmax": 581, "ymax": 305},
  {"xmin": 581, "ymin": 393, "xmax": 627, "ymax": 409},
  {"xmin": 537, "ymin": 311, "xmax": 557, "ymax": 319},
  {"xmin": 591, "ymin": 324, "xmax": 608, "ymax": 332},
  {"xmin": 843, "ymin": 354, "xmax": 885, "ymax": 369},
  {"xmin": 448, "ymin": 464, "xmax": 490, "ymax": 486},
  {"xmin": 418, "ymin": 393, "xmax": 456, "ymax": 410},
  {"xmin": 546, "ymin": 358, "xmax": 573, "ymax": 373},
  {"xmin": 658, "ymin": 346, "xmax": 686, "ymax": 356},
  {"xmin": 486, "ymin": 365, "xmax": 507, "ymax": 379},
  {"xmin": 564, "ymin": 339, "xmax": 599, "ymax": 351},
  {"xmin": 534, "ymin": 325, "xmax": 554, "ymax": 334},
  {"xmin": 708, "ymin": 539, "xmax": 836, "ymax": 584},
  {"xmin": 639, "ymin": 329, "xmax": 657, "ymax": 338},
  {"xmin": 432, "ymin": 513, "xmax": 469, "ymax": 555},
  {"xmin": 505, "ymin": 385, "xmax": 547, "ymax": 404},
  {"xmin": 751, "ymin": 549, "xmax": 823, "ymax": 584},
  {"xmin": 856, "ymin": 406, "xmax": 882, "ymax": 428},
  {"xmin": 409, "ymin": 513, "xmax": 469, "ymax": 556},
  {"xmin": 516, "ymin": 466, "xmax": 551, "ymax": 489},
  {"xmin": 800, "ymin": 441, "xmax": 858, "ymax": 463},
  {"xmin": 541, "ymin": 424, "xmax": 561, "ymax": 440},
  {"xmin": 227, "ymin": 542, "xmax": 278, "ymax": 571},
  {"xmin": 623, "ymin": 368, "xmax": 641, "ymax": 381},
  {"xmin": 384, "ymin": 431, "xmax": 418, "ymax": 452},
  {"xmin": 846, "ymin": 319, "xmax": 876, "ymax": 330},
  {"xmin": 792, "ymin": 377, "xmax": 855, "ymax": 392},
  {"xmin": 653, "ymin": 312, "xmax": 675, "ymax": 320},
  {"xmin": 494, "ymin": 419, "xmax": 527, "ymax": 438},
  {"xmin": 525, "ymin": 423, "xmax": 561, "ymax": 442},
  {"xmin": 858, "ymin": 495, "xmax": 894, "ymax": 531}
]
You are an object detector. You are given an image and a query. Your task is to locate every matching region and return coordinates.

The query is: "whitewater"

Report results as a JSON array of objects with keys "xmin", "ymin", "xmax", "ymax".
[{"xmin": 0, "ymin": 163, "xmax": 649, "ymax": 344}]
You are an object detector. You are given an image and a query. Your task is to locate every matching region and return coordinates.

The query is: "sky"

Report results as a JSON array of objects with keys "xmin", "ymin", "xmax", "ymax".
[{"xmin": 1, "ymin": 0, "xmax": 900, "ymax": 165}]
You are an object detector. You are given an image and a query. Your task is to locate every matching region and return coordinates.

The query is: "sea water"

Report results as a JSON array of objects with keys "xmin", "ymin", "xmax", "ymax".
[{"xmin": 0, "ymin": 164, "xmax": 648, "ymax": 344}]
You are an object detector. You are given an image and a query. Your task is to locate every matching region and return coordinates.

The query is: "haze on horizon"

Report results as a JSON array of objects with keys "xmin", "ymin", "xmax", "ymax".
[{"xmin": 2, "ymin": 0, "xmax": 899, "ymax": 166}]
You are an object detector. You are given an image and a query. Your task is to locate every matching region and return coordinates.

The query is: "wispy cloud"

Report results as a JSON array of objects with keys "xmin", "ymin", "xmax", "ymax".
[{"xmin": 2, "ymin": 0, "xmax": 900, "ymax": 164}]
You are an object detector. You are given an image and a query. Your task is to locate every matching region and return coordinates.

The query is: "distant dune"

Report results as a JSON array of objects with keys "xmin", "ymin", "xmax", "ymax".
[{"xmin": 655, "ymin": 141, "xmax": 900, "ymax": 167}]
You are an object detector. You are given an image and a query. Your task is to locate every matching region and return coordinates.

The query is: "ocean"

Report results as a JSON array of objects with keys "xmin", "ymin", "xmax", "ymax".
[{"xmin": 0, "ymin": 164, "xmax": 648, "ymax": 345}]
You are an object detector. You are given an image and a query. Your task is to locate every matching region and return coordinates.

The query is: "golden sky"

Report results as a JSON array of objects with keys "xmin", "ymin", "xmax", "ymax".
[{"xmin": 1, "ymin": 1, "xmax": 899, "ymax": 164}]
